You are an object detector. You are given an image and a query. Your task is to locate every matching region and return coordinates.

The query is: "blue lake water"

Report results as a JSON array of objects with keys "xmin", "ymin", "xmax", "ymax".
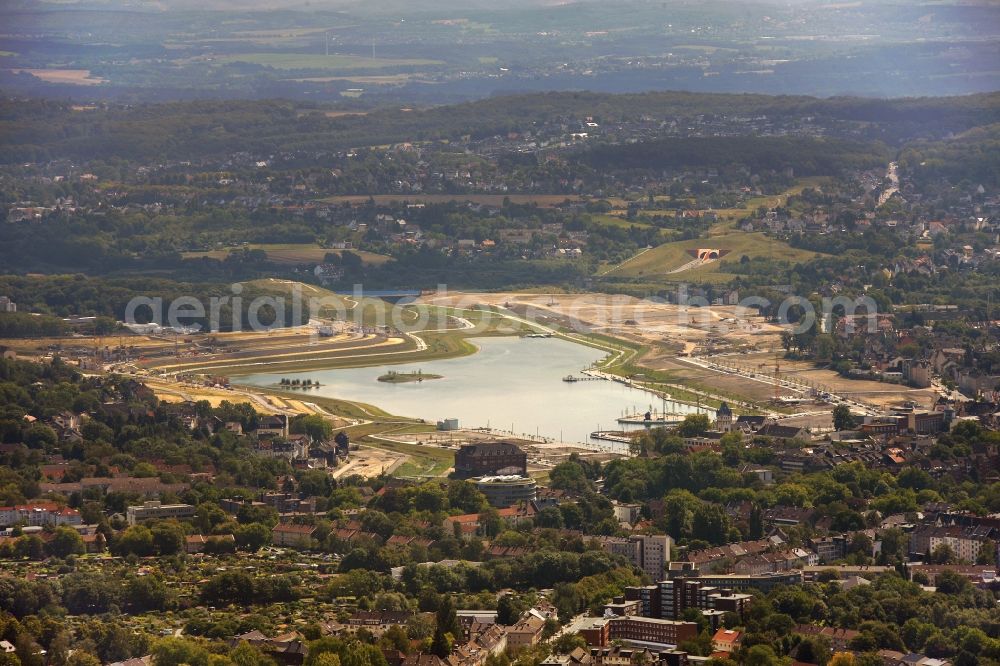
[{"xmin": 236, "ymin": 336, "xmax": 702, "ymax": 445}]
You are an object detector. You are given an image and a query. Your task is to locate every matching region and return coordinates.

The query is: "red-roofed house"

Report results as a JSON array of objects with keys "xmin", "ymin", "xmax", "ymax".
[
  {"xmin": 271, "ymin": 523, "xmax": 316, "ymax": 548},
  {"xmin": 712, "ymin": 628, "xmax": 742, "ymax": 654}
]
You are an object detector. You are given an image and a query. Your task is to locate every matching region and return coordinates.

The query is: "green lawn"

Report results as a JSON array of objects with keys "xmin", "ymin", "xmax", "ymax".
[
  {"xmin": 364, "ymin": 437, "xmax": 454, "ymax": 478},
  {"xmin": 215, "ymin": 53, "xmax": 443, "ymax": 71}
]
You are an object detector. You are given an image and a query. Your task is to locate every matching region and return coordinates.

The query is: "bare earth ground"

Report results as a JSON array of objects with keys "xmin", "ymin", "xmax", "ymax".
[
  {"xmin": 421, "ymin": 291, "xmax": 937, "ymax": 414},
  {"xmin": 377, "ymin": 428, "xmax": 618, "ymax": 475},
  {"xmin": 739, "ymin": 352, "xmax": 939, "ymax": 410},
  {"xmin": 421, "ymin": 292, "xmax": 784, "ymax": 355},
  {"xmin": 331, "ymin": 446, "xmax": 407, "ymax": 479}
]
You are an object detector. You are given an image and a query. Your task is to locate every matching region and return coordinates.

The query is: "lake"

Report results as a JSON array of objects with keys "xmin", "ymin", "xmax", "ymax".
[{"xmin": 236, "ymin": 336, "xmax": 703, "ymax": 446}]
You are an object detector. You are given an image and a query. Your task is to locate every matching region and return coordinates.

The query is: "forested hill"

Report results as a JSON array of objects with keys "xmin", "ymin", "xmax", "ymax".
[
  {"xmin": 1, "ymin": 91, "xmax": 999, "ymax": 164},
  {"xmin": 579, "ymin": 137, "xmax": 891, "ymax": 176}
]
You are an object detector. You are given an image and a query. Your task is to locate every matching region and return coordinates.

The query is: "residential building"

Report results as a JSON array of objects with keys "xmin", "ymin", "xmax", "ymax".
[
  {"xmin": 506, "ymin": 615, "xmax": 546, "ymax": 649},
  {"xmin": 711, "ymin": 628, "xmax": 741, "ymax": 654},
  {"xmin": 256, "ymin": 415, "xmax": 289, "ymax": 438},
  {"xmin": 271, "ymin": 523, "xmax": 317, "ymax": 548},
  {"xmin": 792, "ymin": 625, "xmax": 860, "ymax": 652},
  {"xmin": 909, "ymin": 525, "xmax": 991, "ymax": 562},
  {"xmin": 600, "ymin": 534, "xmax": 672, "ymax": 581},
  {"xmin": 126, "ymin": 501, "xmax": 195, "ymax": 526},
  {"xmin": 0, "ymin": 502, "xmax": 81, "ymax": 528},
  {"xmin": 624, "ymin": 585, "xmax": 660, "ymax": 620}
]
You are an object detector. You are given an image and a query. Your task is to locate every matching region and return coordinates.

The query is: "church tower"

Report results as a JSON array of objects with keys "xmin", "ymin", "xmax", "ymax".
[{"xmin": 716, "ymin": 402, "xmax": 733, "ymax": 432}]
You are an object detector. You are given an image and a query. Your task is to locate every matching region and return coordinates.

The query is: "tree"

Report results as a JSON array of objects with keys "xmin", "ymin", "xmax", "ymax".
[
  {"xmin": 46, "ymin": 526, "xmax": 85, "ymax": 558},
  {"xmin": 431, "ymin": 595, "xmax": 461, "ymax": 657},
  {"xmin": 930, "ymin": 543, "xmax": 957, "ymax": 565},
  {"xmin": 311, "ymin": 655, "xmax": 341, "ymax": 666},
  {"xmin": 935, "ymin": 570, "xmax": 971, "ymax": 595},
  {"xmin": 552, "ymin": 634, "xmax": 587, "ymax": 655},
  {"xmin": 692, "ymin": 502, "xmax": 730, "ymax": 545},
  {"xmin": 236, "ymin": 523, "xmax": 272, "ymax": 551},
  {"xmin": 66, "ymin": 653, "xmax": 100, "ymax": 666},
  {"xmin": 151, "ymin": 638, "xmax": 210, "ymax": 666},
  {"xmin": 229, "ymin": 643, "xmax": 277, "ymax": 666},
  {"xmin": 742, "ymin": 645, "xmax": 786, "ymax": 666},
  {"xmin": 126, "ymin": 574, "xmax": 170, "ymax": 612},
  {"xmin": 677, "ymin": 414, "xmax": 711, "ymax": 438},
  {"xmin": 201, "ymin": 571, "xmax": 256, "ymax": 606},
  {"xmin": 114, "ymin": 525, "xmax": 155, "ymax": 557},
  {"xmin": 62, "ymin": 573, "xmax": 122, "ymax": 615},
  {"xmin": 832, "ymin": 405, "xmax": 857, "ymax": 431},
  {"xmin": 497, "ymin": 594, "xmax": 522, "ymax": 626},
  {"xmin": 748, "ymin": 504, "xmax": 764, "ymax": 540},
  {"xmin": 151, "ymin": 522, "xmax": 185, "ymax": 556},
  {"xmin": 549, "ymin": 461, "xmax": 591, "ymax": 493},
  {"xmin": 292, "ymin": 415, "xmax": 333, "ymax": 442}
]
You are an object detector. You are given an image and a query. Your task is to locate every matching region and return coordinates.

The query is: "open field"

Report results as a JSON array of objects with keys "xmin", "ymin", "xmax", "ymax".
[
  {"xmin": 363, "ymin": 437, "xmax": 455, "ymax": 478},
  {"xmin": 292, "ymin": 75, "xmax": 434, "ymax": 85},
  {"xmin": 181, "ymin": 243, "xmax": 392, "ymax": 266},
  {"xmin": 8, "ymin": 68, "xmax": 107, "ymax": 85},
  {"xmin": 737, "ymin": 352, "xmax": 940, "ymax": 410},
  {"xmin": 708, "ymin": 177, "xmax": 830, "ymax": 230},
  {"xmin": 601, "ymin": 232, "xmax": 822, "ymax": 281},
  {"xmin": 319, "ymin": 194, "xmax": 583, "ymax": 207},
  {"xmin": 421, "ymin": 291, "xmax": 783, "ymax": 356},
  {"xmin": 212, "ymin": 53, "xmax": 443, "ymax": 70},
  {"xmin": 331, "ymin": 446, "xmax": 408, "ymax": 479}
]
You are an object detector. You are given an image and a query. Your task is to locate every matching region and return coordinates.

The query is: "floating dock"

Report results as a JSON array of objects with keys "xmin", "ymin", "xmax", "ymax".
[
  {"xmin": 590, "ymin": 431, "xmax": 635, "ymax": 444},
  {"xmin": 563, "ymin": 374, "xmax": 603, "ymax": 382},
  {"xmin": 617, "ymin": 413, "xmax": 686, "ymax": 425}
]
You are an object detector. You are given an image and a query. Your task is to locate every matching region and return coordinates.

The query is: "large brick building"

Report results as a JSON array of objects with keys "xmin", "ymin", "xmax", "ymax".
[
  {"xmin": 579, "ymin": 616, "xmax": 698, "ymax": 649},
  {"xmin": 454, "ymin": 442, "xmax": 527, "ymax": 479}
]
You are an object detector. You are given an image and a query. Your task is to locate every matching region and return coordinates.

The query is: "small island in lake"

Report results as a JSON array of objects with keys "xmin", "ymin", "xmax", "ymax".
[
  {"xmin": 377, "ymin": 370, "xmax": 443, "ymax": 384},
  {"xmin": 277, "ymin": 378, "xmax": 323, "ymax": 389}
]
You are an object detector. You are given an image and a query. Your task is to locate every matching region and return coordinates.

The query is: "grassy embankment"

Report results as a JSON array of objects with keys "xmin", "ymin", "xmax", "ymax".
[
  {"xmin": 597, "ymin": 178, "xmax": 829, "ymax": 284},
  {"xmin": 562, "ymin": 330, "xmax": 771, "ymax": 413}
]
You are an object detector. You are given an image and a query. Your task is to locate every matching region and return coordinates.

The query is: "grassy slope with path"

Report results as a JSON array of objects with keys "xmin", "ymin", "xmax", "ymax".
[
  {"xmin": 603, "ymin": 232, "xmax": 821, "ymax": 283},
  {"xmin": 599, "ymin": 178, "xmax": 829, "ymax": 283}
]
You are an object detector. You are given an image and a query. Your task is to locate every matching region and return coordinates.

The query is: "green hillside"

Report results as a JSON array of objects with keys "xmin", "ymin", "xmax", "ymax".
[{"xmin": 601, "ymin": 232, "xmax": 822, "ymax": 283}]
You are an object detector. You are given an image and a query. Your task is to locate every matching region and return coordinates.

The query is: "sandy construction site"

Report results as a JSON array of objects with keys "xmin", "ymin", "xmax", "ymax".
[
  {"xmin": 422, "ymin": 291, "xmax": 784, "ymax": 355},
  {"xmin": 331, "ymin": 446, "xmax": 408, "ymax": 479}
]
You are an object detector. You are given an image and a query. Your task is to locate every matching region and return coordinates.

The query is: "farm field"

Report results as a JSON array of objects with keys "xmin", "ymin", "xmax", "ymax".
[
  {"xmin": 292, "ymin": 75, "xmax": 434, "ymax": 85},
  {"xmin": 320, "ymin": 194, "xmax": 583, "ymax": 207},
  {"xmin": 181, "ymin": 243, "xmax": 392, "ymax": 266},
  {"xmin": 8, "ymin": 68, "xmax": 106, "ymax": 85},
  {"xmin": 213, "ymin": 53, "xmax": 443, "ymax": 70}
]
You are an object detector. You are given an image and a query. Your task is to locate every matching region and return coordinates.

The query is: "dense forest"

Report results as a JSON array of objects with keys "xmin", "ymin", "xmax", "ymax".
[
  {"xmin": 0, "ymin": 276, "xmax": 310, "ymax": 331},
  {"xmin": 579, "ymin": 137, "xmax": 890, "ymax": 176},
  {"xmin": 2, "ymin": 92, "xmax": 1000, "ymax": 163}
]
